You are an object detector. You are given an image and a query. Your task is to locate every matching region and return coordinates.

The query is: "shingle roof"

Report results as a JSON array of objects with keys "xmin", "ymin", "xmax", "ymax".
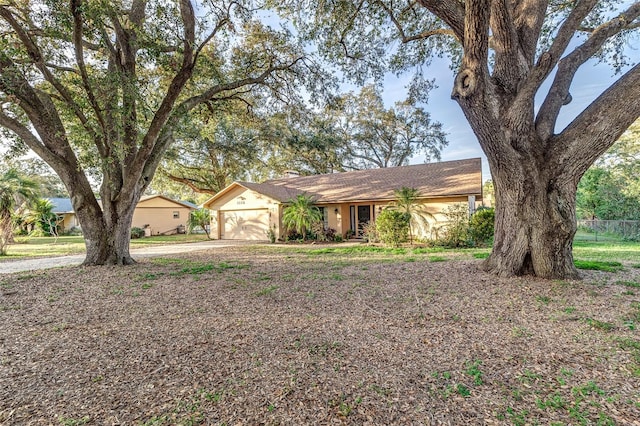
[
  {"xmin": 46, "ymin": 198, "xmax": 74, "ymax": 213},
  {"xmin": 223, "ymin": 158, "xmax": 482, "ymax": 204},
  {"xmin": 138, "ymin": 194, "xmax": 197, "ymax": 209},
  {"xmin": 48, "ymin": 195, "xmax": 198, "ymax": 213}
]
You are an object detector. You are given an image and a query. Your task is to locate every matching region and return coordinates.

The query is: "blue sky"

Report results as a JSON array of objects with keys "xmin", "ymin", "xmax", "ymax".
[{"xmin": 377, "ymin": 55, "xmax": 637, "ymax": 183}]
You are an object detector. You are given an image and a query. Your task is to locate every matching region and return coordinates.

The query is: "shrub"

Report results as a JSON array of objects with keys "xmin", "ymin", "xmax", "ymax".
[
  {"xmin": 310, "ymin": 223, "xmax": 336, "ymax": 242},
  {"xmin": 285, "ymin": 229, "xmax": 304, "ymax": 242},
  {"xmin": 469, "ymin": 207, "xmax": 494, "ymax": 245},
  {"xmin": 622, "ymin": 233, "xmax": 640, "ymax": 242},
  {"xmin": 266, "ymin": 225, "xmax": 277, "ymax": 243},
  {"xmin": 130, "ymin": 227, "xmax": 145, "ymax": 239},
  {"xmin": 389, "ymin": 186, "xmax": 434, "ymax": 243},
  {"xmin": 282, "ymin": 194, "xmax": 322, "ymax": 240},
  {"xmin": 362, "ymin": 222, "xmax": 378, "ymax": 243},
  {"xmin": 334, "ymin": 234, "xmax": 343, "ymax": 243},
  {"xmin": 323, "ymin": 227, "xmax": 337, "ymax": 241},
  {"xmin": 188, "ymin": 209, "xmax": 212, "ymax": 239},
  {"xmin": 375, "ymin": 209, "xmax": 410, "ymax": 247},
  {"xmin": 64, "ymin": 226, "xmax": 83, "ymax": 236},
  {"xmin": 438, "ymin": 204, "xmax": 473, "ymax": 248}
]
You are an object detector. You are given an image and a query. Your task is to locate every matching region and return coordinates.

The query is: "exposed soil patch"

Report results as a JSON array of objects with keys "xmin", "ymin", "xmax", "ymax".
[{"xmin": 1, "ymin": 246, "xmax": 639, "ymax": 425}]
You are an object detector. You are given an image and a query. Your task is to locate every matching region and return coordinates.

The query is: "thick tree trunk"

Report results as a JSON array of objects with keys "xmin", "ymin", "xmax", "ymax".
[
  {"xmin": 81, "ymin": 214, "xmax": 136, "ymax": 266},
  {"xmin": 480, "ymin": 160, "xmax": 580, "ymax": 279},
  {"xmin": 71, "ymin": 182, "xmax": 140, "ymax": 266}
]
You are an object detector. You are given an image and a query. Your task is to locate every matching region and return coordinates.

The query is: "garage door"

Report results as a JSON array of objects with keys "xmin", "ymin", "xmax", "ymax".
[{"xmin": 221, "ymin": 209, "xmax": 269, "ymax": 240}]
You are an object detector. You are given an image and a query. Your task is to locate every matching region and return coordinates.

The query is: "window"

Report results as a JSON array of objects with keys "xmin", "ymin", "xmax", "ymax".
[
  {"xmin": 173, "ymin": 211, "xmax": 180, "ymax": 219},
  {"xmin": 317, "ymin": 207, "xmax": 329, "ymax": 230}
]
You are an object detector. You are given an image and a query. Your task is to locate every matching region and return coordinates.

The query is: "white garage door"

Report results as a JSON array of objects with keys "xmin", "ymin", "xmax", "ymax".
[{"xmin": 221, "ymin": 209, "xmax": 269, "ymax": 240}]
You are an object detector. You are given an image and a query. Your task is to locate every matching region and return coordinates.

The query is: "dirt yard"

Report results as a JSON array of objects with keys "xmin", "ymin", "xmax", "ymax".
[{"xmin": 1, "ymin": 245, "xmax": 639, "ymax": 425}]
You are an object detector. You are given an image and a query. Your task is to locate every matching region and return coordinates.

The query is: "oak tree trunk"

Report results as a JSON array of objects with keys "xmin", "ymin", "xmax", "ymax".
[
  {"xmin": 480, "ymin": 159, "xmax": 579, "ymax": 279},
  {"xmin": 80, "ymin": 203, "xmax": 137, "ymax": 266},
  {"xmin": 66, "ymin": 171, "xmax": 142, "ymax": 266}
]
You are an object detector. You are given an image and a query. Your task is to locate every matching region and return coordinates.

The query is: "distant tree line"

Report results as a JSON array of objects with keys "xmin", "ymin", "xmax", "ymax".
[{"xmin": 577, "ymin": 120, "xmax": 640, "ymax": 221}]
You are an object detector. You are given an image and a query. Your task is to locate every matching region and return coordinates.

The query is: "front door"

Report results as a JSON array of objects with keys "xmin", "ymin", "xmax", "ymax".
[{"xmin": 356, "ymin": 205, "xmax": 371, "ymax": 237}]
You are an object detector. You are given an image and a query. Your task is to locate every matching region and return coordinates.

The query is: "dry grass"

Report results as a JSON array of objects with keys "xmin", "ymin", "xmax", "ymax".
[{"xmin": 1, "ymin": 245, "xmax": 639, "ymax": 425}]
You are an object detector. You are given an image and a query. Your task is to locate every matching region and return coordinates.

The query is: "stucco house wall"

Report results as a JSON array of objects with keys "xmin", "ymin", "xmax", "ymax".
[
  {"xmin": 203, "ymin": 158, "xmax": 484, "ymax": 241},
  {"xmin": 131, "ymin": 195, "xmax": 194, "ymax": 236},
  {"xmin": 206, "ymin": 186, "xmax": 280, "ymax": 240}
]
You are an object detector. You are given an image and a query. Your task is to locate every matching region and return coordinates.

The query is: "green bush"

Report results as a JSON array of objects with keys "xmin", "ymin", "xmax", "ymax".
[
  {"xmin": 469, "ymin": 207, "xmax": 494, "ymax": 245},
  {"xmin": 130, "ymin": 227, "xmax": 145, "ymax": 239},
  {"xmin": 438, "ymin": 204, "xmax": 473, "ymax": 248},
  {"xmin": 622, "ymin": 233, "xmax": 640, "ymax": 242},
  {"xmin": 375, "ymin": 209, "xmax": 410, "ymax": 247},
  {"xmin": 362, "ymin": 222, "xmax": 378, "ymax": 243},
  {"xmin": 266, "ymin": 225, "xmax": 277, "ymax": 243},
  {"xmin": 282, "ymin": 194, "xmax": 322, "ymax": 241}
]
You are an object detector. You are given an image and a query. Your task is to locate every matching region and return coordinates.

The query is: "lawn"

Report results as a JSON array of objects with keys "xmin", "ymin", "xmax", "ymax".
[
  {"xmin": 573, "ymin": 240, "xmax": 640, "ymax": 264},
  {"xmin": 1, "ymin": 245, "xmax": 639, "ymax": 424},
  {"xmin": 0, "ymin": 234, "xmax": 211, "ymax": 259},
  {"xmin": 2, "ymin": 233, "xmax": 639, "ymax": 268}
]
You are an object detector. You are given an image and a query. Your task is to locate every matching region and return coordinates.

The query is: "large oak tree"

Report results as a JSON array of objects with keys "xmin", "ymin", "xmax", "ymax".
[
  {"xmin": 157, "ymin": 83, "xmax": 447, "ymax": 197},
  {"xmin": 278, "ymin": 0, "xmax": 640, "ymax": 278},
  {"xmin": 0, "ymin": 0, "xmax": 318, "ymax": 264}
]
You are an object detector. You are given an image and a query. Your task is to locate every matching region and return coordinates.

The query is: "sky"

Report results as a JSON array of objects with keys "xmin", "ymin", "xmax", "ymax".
[
  {"xmin": 377, "ymin": 53, "xmax": 638, "ymax": 183},
  {"xmin": 2, "ymin": 6, "xmax": 637, "ymax": 189}
]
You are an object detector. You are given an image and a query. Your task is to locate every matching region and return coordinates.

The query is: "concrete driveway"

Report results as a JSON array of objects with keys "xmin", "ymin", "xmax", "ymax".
[{"xmin": 0, "ymin": 240, "xmax": 257, "ymax": 274}]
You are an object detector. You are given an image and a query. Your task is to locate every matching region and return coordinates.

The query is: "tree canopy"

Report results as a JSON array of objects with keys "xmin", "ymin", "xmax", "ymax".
[
  {"xmin": 577, "ymin": 119, "xmax": 640, "ymax": 220},
  {"xmin": 0, "ymin": 0, "xmax": 325, "ymax": 264},
  {"xmin": 154, "ymin": 83, "xmax": 447, "ymax": 198}
]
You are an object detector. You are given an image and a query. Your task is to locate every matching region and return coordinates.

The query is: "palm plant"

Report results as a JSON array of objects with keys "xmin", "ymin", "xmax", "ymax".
[
  {"xmin": 0, "ymin": 169, "xmax": 39, "ymax": 255},
  {"xmin": 26, "ymin": 198, "xmax": 59, "ymax": 237},
  {"xmin": 187, "ymin": 208, "xmax": 212, "ymax": 239},
  {"xmin": 389, "ymin": 187, "xmax": 434, "ymax": 244},
  {"xmin": 282, "ymin": 194, "xmax": 322, "ymax": 241}
]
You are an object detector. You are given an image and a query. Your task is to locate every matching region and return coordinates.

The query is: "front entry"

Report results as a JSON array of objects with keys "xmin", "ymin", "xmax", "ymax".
[{"xmin": 350, "ymin": 205, "xmax": 372, "ymax": 237}]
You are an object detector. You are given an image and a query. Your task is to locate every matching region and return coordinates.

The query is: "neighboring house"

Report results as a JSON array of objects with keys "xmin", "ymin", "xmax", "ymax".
[
  {"xmin": 47, "ymin": 198, "xmax": 79, "ymax": 233},
  {"xmin": 46, "ymin": 195, "xmax": 196, "ymax": 236},
  {"xmin": 132, "ymin": 195, "xmax": 196, "ymax": 236},
  {"xmin": 202, "ymin": 158, "xmax": 483, "ymax": 241}
]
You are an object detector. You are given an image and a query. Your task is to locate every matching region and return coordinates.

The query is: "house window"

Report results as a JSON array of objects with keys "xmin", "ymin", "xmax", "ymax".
[
  {"xmin": 317, "ymin": 207, "xmax": 329, "ymax": 230},
  {"xmin": 173, "ymin": 211, "xmax": 180, "ymax": 219},
  {"xmin": 350, "ymin": 205, "xmax": 356, "ymax": 232}
]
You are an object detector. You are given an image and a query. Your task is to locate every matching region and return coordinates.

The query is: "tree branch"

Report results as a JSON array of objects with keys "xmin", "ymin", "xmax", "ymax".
[
  {"xmin": 338, "ymin": 0, "xmax": 366, "ymax": 60},
  {"xmin": 126, "ymin": 0, "xmax": 197, "ymax": 194},
  {"xmin": 0, "ymin": 111, "xmax": 52, "ymax": 163},
  {"xmin": 377, "ymin": 0, "xmax": 458, "ymax": 43},
  {"xmin": 178, "ymin": 57, "xmax": 305, "ymax": 115},
  {"xmin": 490, "ymin": 0, "xmax": 529, "ymax": 93},
  {"xmin": 70, "ymin": 0, "xmax": 107, "ymax": 158},
  {"xmin": 552, "ymin": 62, "xmax": 640, "ymax": 178},
  {"xmin": 510, "ymin": 0, "xmax": 549, "ymax": 64},
  {"xmin": 536, "ymin": 1, "xmax": 640, "ymax": 141},
  {"xmin": 194, "ymin": 1, "xmax": 233, "ymax": 64},
  {"xmin": 450, "ymin": 0, "xmax": 490, "ymax": 101},
  {"xmin": 417, "ymin": 0, "xmax": 465, "ymax": 41},
  {"xmin": 162, "ymin": 172, "xmax": 218, "ymax": 195},
  {"xmin": 0, "ymin": 5, "xmax": 100, "ymax": 144},
  {"xmin": 505, "ymin": 0, "xmax": 598, "ymax": 144}
]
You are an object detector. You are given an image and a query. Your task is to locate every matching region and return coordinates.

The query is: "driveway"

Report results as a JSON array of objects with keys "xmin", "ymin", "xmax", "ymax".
[{"xmin": 0, "ymin": 240, "xmax": 258, "ymax": 274}]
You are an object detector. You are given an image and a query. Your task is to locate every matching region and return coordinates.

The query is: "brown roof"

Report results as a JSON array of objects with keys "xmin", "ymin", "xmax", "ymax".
[{"xmin": 231, "ymin": 158, "xmax": 482, "ymax": 204}]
